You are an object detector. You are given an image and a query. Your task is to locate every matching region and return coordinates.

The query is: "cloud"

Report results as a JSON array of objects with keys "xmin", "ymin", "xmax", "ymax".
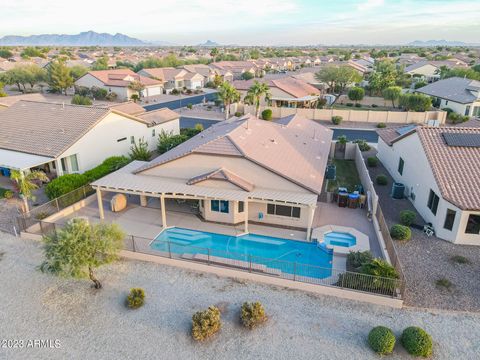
[{"xmin": 357, "ymin": 0, "xmax": 384, "ymax": 11}]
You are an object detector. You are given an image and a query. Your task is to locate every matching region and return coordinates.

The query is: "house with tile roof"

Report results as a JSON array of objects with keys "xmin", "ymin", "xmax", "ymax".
[
  {"xmin": 91, "ymin": 114, "xmax": 333, "ymax": 238},
  {"xmin": 416, "ymin": 77, "xmax": 480, "ymax": 118},
  {"xmin": 0, "ymin": 100, "xmax": 179, "ymax": 177},
  {"xmin": 138, "ymin": 67, "xmax": 205, "ymax": 92},
  {"xmin": 75, "ymin": 69, "xmax": 164, "ymax": 101},
  {"xmin": 377, "ymin": 125, "xmax": 480, "ymax": 245}
]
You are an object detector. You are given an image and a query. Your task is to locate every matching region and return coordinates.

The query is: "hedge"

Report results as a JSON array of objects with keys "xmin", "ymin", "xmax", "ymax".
[
  {"xmin": 368, "ymin": 326, "xmax": 396, "ymax": 355},
  {"xmin": 390, "ymin": 224, "xmax": 411, "ymax": 241},
  {"xmin": 401, "ymin": 327, "xmax": 433, "ymax": 357},
  {"xmin": 261, "ymin": 109, "xmax": 273, "ymax": 121}
]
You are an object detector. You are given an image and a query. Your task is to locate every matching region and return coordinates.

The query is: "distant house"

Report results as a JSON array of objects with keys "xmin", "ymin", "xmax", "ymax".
[
  {"xmin": 138, "ymin": 67, "xmax": 205, "ymax": 92},
  {"xmin": 405, "ymin": 60, "xmax": 468, "ymax": 82},
  {"xmin": 416, "ymin": 77, "xmax": 480, "ymax": 117},
  {"xmin": 0, "ymin": 101, "xmax": 179, "ymax": 177},
  {"xmin": 75, "ymin": 69, "xmax": 164, "ymax": 101},
  {"xmin": 377, "ymin": 125, "xmax": 480, "ymax": 245},
  {"xmin": 233, "ymin": 76, "xmax": 321, "ymax": 108},
  {"xmin": 210, "ymin": 61, "xmax": 260, "ymax": 80}
]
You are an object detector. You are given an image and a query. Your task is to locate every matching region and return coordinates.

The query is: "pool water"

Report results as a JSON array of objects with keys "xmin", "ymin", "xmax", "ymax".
[
  {"xmin": 151, "ymin": 227, "xmax": 333, "ymax": 278},
  {"xmin": 323, "ymin": 232, "xmax": 356, "ymax": 247}
]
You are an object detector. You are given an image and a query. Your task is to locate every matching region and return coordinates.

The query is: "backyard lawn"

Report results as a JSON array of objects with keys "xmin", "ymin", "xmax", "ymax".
[{"xmin": 327, "ymin": 159, "xmax": 361, "ymax": 192}]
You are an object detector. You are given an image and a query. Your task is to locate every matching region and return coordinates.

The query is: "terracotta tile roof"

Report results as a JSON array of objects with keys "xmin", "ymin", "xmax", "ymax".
[
  {"xmin": 140, "ymin": 67, "xmax": 186, "ymax": 82},
  {"xmin": 136, "ymin": 107, "xmax": 179, "ymax": 125},
  {"xmin": 187, "ymin": 168, "xmax": 255, "ymax": 191},
  {"xmin": 135, "ymin": 114, "xmax": 333, "ymax": 194},
  {"xmin": 271, "ymin": 77, "xmax": 320, "ymax": 98},
  {"xmin": 417, "ymin": 127, "xmax": 480, "ymax": 210},
  {"xmin": 0, "ymin": 101, "xmax": 110, "ymax": 157},
  {"xmin": 107, "ymin": 101, "xmax": 146, "ymax": 116},
  {"xmin": 87, "ymin": 69, "xmax": 162, "ymax": 87}
]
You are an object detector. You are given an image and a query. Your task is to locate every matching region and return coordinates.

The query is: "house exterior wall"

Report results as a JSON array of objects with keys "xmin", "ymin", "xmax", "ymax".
[
  {"xmin": 75, "ymin": 74, "xmax": 131, "ymax": 101},
  {"xmin": 438, "ymin": 98, "xmax": 480, "ymax": 117},
  {"xmin": 377, "ymin": 135, "xmax": 479, "ymax": 245},
  {"xmin": 57, "ymin": 112, "xmax": 179, "ymax": 174}
]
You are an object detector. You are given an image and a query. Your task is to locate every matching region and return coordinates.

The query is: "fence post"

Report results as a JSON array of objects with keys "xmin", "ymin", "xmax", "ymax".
[
  {"xmin": 207, "ymin": 249, "xmax": 210, "ymax": 265},
  {"xmin": 167, "ymin": 241, "xmax": 172, "ymax": 258},
  {"xmin": 341, "ymin": 271, "xmax": 345, "ymax": 289},
  {"xmin": 131, "ymin": 235, "xmax": 136, "ymax": 252},
  {"xmin": 249, "ymin": 255, "xmax": 252, "ymax": 273},
  {"xmin": 55, "ymin": 198, "xmax": 60, "ymax": 212},
  {"xmin": 293, "ymin": 262, "xmax": 297, "ymax": 281}
]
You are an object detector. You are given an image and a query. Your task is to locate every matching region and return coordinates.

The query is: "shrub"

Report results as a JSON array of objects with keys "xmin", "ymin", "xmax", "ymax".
[
  {"xmin": 353, "ymin": 139, "xmax": 371, "ymax": 151},
  {"xmin": 45, "ymin": 174, "xmax": 88, "ymax": 199},
  {"xmin": 3, "ymin": 190, "xmax": 14, "ymax": 199},
  {"xmin": 435, "ymin": 278, "xmax": 453, "ymax": 290},
  {"xmin": 83, "ymin": 156, "xmax": 130, "ymax": 182},
  {"xmin": 234, "ymin": 111, "xmax": 242, "ymax": 117},
  {"xmin": 377, "ymin": 122, "xmax": 386, "ymax": 128},
  {"xmin": 390, "ymin": 224, "xmax": 411, "ymax": 241},
  {"xmin": 347, "ymin": 250, "xmax": 373, "ymax": 272},
  {"xmin": 90, "ymin": 86, "xmax": 108, "ymax": 100},
  {"xmin": 399, "ymin": 93, "xmax": 432, "ymax": 112},
  {"xmin": 105, "ymin": 92, "xmax": 117, "ymax": 101},
  {"xmin": 450, "ymin": 255, "xmax": 470, "ymax": 264},
  {"xmin": 399, "ymin": 210, "xmax": 416, "ymax": 226},
  {"xmin": 241, "ymin": 302, "xmax": 267, "ymax": 329},
  {"xmin": 187, "ymin": 103, "xmax": 193, "ymax": 109},
  {"xmin": 71, "ymin": 94, "xmax": 92, "ymax": 105},
  {"xmin": 331, "ymin": 116, "xmax": 343, "ymax": 125},
  {"xmin": 361, "ymin": 258, "xmax": 399, "ymax": 280},
  {"xmin": 355, "ymin": 103, "xmax": 362, "ymax": 107},
  {"xmin": 371, "ymin": 104, "xmax": 378, "ymax": 108},
  {"xmin": 192, "ymin": 306, "xmax": 221, "ymax": 341},
  {"xmin": 158, "ymin": 131, "xmax": 189, "ymax": 154},
  {"xmin": 129, "ymin": 138, "xmax": 151, "ymax": 161},
  {"xmin": 442, "ymin": 107, "xmax": 454, "ymax": 115},
  {"xmin": 126, "ymin": 288, "xmax": 145, "ymax": 309},
  {"xmin": 347, "ymin": 86, "xmax": 365, "ymax": 103},
  {"xmin": 261, "ymin": 109, "xmax": 272, "ymax": 121},
  {"xmin": 376, "ymin": 174, "xmax": 388, "ymax": 185},
  {"xmin": 170, "ymin": 88, "xmax": 180, "ymax": 95},
  {"xmin": 346, "ymin": 102, "xmax": 354, "ymax": 107},
  {"xmin": 368, "ymin": 326, "xmax": 396, "ymax": 355},
  {"xmin": 241, "ymin": 71, "xmax": 254, "ymax": 80},
  {"xmin": 367, "ymin": 157, "xmax": 378, "ymax": 167},
  {"xmin": 401, "ymin": 327, "xmax": 433, "ymax": 357}
]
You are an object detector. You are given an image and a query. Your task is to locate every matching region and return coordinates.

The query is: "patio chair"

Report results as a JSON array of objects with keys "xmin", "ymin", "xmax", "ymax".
[{"xmin": 423, "ymin": 224, "xmax": 435, "ymax": 237}]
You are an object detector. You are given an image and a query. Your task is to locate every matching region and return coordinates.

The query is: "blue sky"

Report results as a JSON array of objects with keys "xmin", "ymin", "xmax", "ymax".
[{"xmin": 1, "ymin": 0, "xmax": 479, "ymax": 45}]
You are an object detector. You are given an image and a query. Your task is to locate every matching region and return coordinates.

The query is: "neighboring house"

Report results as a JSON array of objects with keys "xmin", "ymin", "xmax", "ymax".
[
  {"xmin": 138, "ymin": 67, "xmax": 205, "ymax": 92},
  {"xmin": 0, "ymin": 100, "xmax": 179, "ymax": 177},
  {"xmin": 233, "ymin": 76, "xmax": 321, "ymax": 108},
  {"xmin": 181, "ymin": 64, "xmax": 216, "ymax": 83},
  {"xmin": 75, "ymin": 69, "xmax": 164, "ymax": 101},
  {"xmin": 91, "ymin": 114, "xmax": 333, "ymax": 238},
  {"xmin": 210, "ymin": 61, "xmax": 260, "ymax": 80},
  {"xmin": 377, "ymin": 125, "xmax": 480, "ymax": 245},
  {"xmin": 405, "ymin": 60, "xmax": 468, "ymax": 82},
  {"xmin": 416, "ymin": 77, "xmax": 480, "ymax": 117}
]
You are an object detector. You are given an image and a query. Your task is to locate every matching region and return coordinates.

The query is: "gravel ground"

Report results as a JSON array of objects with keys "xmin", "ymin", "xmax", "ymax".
[
  {"xmin": 366, "ymin": 152, "xmax": 480, "ymax": 312},
  {"xmin": 1, "ymin": 232, "xmax": 480, "ymax": 360},
  {"xmin": 0, "ymin": 199, "xmax": 20, "ymax": 234}
]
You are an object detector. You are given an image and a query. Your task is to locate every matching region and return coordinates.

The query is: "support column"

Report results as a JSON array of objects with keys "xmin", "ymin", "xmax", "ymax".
[
  {"xmin": 306, "ymin": 205, "xmax": 316, "ymax": 241},
  {"xmin": 160, "ymin": 194, "xmax": 167, "ymax": 228},
  {"xmin": 96, "ymin": 189, "xmax": 104, "ymax": 220},
  {"xmin": 140, "ymin": 194, "xmax": 147, "ymax": 207},
  {"xmin": 244, "ymin": 199, "xmax": 249, "ymax": 233}
]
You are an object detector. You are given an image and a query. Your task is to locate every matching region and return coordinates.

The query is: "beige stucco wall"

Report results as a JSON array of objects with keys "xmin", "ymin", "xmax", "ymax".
[{"xmin": 75, "ymin": 73, "xmax": 133, "ymax": 101}]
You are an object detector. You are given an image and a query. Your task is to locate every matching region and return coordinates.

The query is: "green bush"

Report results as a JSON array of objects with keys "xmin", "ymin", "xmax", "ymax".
[
  {"xmin": 331, "ymin": 116, "xmax": 343, "ymax": 125},
  {"xmin": 241, "ymin": 302, "xmax": 267, "ymax": 329},
  {"xmin": 377, "ymin": 122, "xmax": 386, "ymax": 128},
  {"xmin": 187, "ymin": 103, "xmax": 193, "ymax": 109},
  {"xmin": 361, "ymin": 258, "xmax": 399, "ymax": 279},
  {"xmin": 355, "ymin": 103, "xmax": 362, "ymax": 107},
  {"xmin": 234, "ymin": 111, "xmax": 242, "ymax": 117},
  {"xmin": 83, "ymin": 156, "xmax": 130, "ymax": 182},
  {"xmin": 158, "ymin": 131, "xmax": 189, "ymax": 154},
  {"xmin": 126, "ymin": 288, "xmax": 145, "ymax": 309},
  {"xmin": 45, "ymin": 174, "xmax": 88, "ymax": 199},
  {"xmin": 399, "ymin": 210, "xmax": 416, "ymax": 226},
  {"xmin": 390, "ymin": 224, "xmax": 411, "ymax": 241},
  {"xmin": 347, "ymin": 250, "xmax": 373, "ymax": 272},
  {"xmin": 367, "ymin": 157, "xmax": 378, "ymax": 167},
  {"xmin": 368, "ymin": 326, "xmax": 396, "ymax": 355},
  {"xmin": 71, "ymin": 94, "xmax": 92, "ymax": 105},
  {"xmin": 376, "ymin": 174, "xmax": 388, "ymax": 185},
  {"xmin": 3, "ymin": 190, "xmax": 14, "ymax": 199},
  {"xmin": 371, "ymin": 104, "xmax": 378, "ymax": 108},
  {"xmin": 353, "ymin": 139, "xmax": 371, "ymax": 151},
  {"xmin": 90, "ymin": 86, "xmax": 108, "ymax": 100},
  {"xmin": 346, "ymin": 102, "xmax": 354, "ymax": 107},
  {"xmin": 192, "ymin": 306, "xmax": 221, "ymax": 341},
  {"xmin": 401, "ymin": 327, "xmax": 433, "ymax": 357},
  {"xmin": 261, "ymin": 109, "xmax": 273, "ymax": 121}
]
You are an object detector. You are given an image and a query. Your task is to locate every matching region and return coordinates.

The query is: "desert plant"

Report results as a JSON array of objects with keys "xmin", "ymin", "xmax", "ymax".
[
  {"xmin": 376, "ymin": 174, "xmax": 388, "ymax": 185},
  {"xmin": 331, "ymin": 115, "xmax": 343, "ymax": 125},
  {"xmin": 192, "ymin": 306, "xmax": 221, "ymax": 341},
  {"xmin": 390, "ymin": 224, "xmax": 411, "ymax": 241},
  {"xmin": 234, "ymin": 111, "xmax": 242, "ymax": 117},
  {"xmin": 3, "ymin": 190, "xmax": 14, "ymax": 199},
  {"xmin": 126, "ymin": 288, "xmax": 145, "ymax": 309},
  {"xmin": 187, "ymin": 103, "xmax": 193, "ymax": 109},
  {"xmin": 71, "ymin": 94, "xmax": 92, "ymax": 105},
  {"xmin": 261, "ymin": 109, "xmax": 273, "ymax": 121},
  {"xmin": 399, "ymin": 210, "xmax": 416, "ymax": 226},
  {"xmin": 240, "ymin": 302, "xmax": 267, "ymax": 329},
  {"xmin": 368, "ymin": 326, "xmax": 396, "ymax": 355},
  {"xmin": 367, "ymin": 157, "xmax": 378, "ymax": 167},
  {"xmin": 129, "ymin": 137, "xmax": 151, "ymax": 161},
  {"xmin": 377, "ymin": 122, "xmax": 386, "ymax": 128},
  {"xmin": 450, "ymin": 255, "xmax": 470, "ymax": 264},
  {"xmin": 347, "ymin": 250, "xmax": 373, "ymax": 272},
  {"xmin": 353, "ymin": 139, "xmax": 371, "ymax": 151},
  {"xmin": 361, "ymin": 258, "xmax": 399, "ymax": 280},
  {"xmin": 10, "ymin": 170, "xmax": 49, "ymax": 212},
  {"xmin": 435, "ymin": 278, "xmax": 453, "ymax": 290},
  {"xmin": 401, "ymin": 327, "xmax": 433, "ymax": 357}
]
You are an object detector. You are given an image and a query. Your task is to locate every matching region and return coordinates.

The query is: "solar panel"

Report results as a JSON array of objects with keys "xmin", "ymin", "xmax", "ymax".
[
  {"xmin": 396, "ymin": 124, "xmax": 416, "ymax": 136},
  {"xmin": 442, "ymin": 133, "xmax": 480, "ymax": 147}
]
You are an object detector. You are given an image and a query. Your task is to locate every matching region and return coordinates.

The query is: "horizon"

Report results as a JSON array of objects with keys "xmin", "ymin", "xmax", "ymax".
[{"xmin": 1, "ymin": 0, "xmax": 479, "ymax": 46}]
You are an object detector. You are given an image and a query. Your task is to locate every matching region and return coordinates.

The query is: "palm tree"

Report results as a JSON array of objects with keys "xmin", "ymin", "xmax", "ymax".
[
  {"xmin": 217, "ymin": 82, "xmax": 240, "ymax": 119},
  {"xmin": 10, "ymin": 170, "xmax": 49, "ymax": 213},
  {"xmin": 245, "ymin": 81, "xmax": 271, "ymax": 118},
  {"xmin": 434, "ymin": 65, "xmax": 450, "ymax": 79},
  {"xmin": 210, "ymin": 48, "xmax": 219, "ymax": 62}
]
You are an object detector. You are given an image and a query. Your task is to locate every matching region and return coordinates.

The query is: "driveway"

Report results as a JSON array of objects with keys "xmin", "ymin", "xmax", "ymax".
[{"xmin": 143, "ymin": 91, "xmax": 218, "ymax": 111}]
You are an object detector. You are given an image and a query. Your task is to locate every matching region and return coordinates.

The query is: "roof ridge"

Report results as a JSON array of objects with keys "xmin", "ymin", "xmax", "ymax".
[{"xmin": 16, "ymin": 100, "xmax": 110, "ymax": 110}]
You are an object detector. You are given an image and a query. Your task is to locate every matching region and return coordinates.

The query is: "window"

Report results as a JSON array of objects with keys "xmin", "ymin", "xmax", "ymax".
[
  {"xmin": 238, "ymin": 201, "xmax": 244, "ymax": 213},
  {"xmin": 60, "ymin": 158, "xmax": 67, "ymax": 172},
  {"xmin": 443, "ymin": 209, "xmax": 456, "ymax": 231},
  {"xmin": 427, "ymin": 189, "xmax": 440, "ymax": 215},
  {"xmin": 465, "ymin": 106, "xmax": 471, "ymax": 116},
  {"xmin": 117, "ymin": 137, "xmax": 127, "ymax": 142},
  {"xmin": 211, "ymin": 200, "xmax": 229, "ymax": 213},
  {"xmin": 69, "ymin": 154, "xmax": 79, "ymax": 172},
  {"xmin": 130, "ymin": 136, "xmax": 135, "ymax": 144},
  {"xmin": 465, "ymin": 214, "xmax": 480, "ymax": 235},
  {"xmin": 397, "ymin": 157, "xmax": 404, "ymax": 175},
  {"xmin": 445, "ymin": 100, "xmax": 449, "ymax": 105},
  {"xmin": 152, "ymin": 129, "xmax": 156, "ymax": 137},
  {"xmin": 266, "ymin": 203, "xmax": 301, "ymax": 218}
]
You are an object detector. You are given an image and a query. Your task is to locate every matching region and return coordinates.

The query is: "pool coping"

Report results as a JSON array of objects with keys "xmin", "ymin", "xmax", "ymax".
[{"xmin": 311, "ymin": 225, "xmax": 370, "ymax": 255}]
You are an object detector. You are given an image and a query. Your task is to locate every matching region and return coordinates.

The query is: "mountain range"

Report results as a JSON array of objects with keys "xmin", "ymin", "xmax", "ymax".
[
  {"xmin": 0, "ymin": 31, "xmax": 148, "ymax": 46},
  {"xmin": 407, "ymin": 40, "xmax": 476, "ymax": 47}
]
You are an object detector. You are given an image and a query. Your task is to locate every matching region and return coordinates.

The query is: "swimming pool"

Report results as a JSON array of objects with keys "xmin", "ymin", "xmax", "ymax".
[
  {"xmin": 323, "ymin": 232, "xmax": 357, "ymax": 247},
  {"xmin": 151, "ymin": 227, "xmax": 333, "ymax": 278}
]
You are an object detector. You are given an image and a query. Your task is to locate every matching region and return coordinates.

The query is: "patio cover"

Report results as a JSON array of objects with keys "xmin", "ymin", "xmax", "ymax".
[
  {"xmin": 0, "ymin": 149, "xmax": 53, "ymax": 171},
  {"xmin": 92, "ymin": 161, "xmax": 318, "ymax": 206}
]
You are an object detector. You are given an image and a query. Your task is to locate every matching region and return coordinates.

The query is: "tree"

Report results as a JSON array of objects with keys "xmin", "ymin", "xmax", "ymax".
[
  {"xmin": 210, "ymin": 48, "xmax": 219, "ymax": 62},
  {"xmin": 241, "ymin": 71, "xmax": 254, "ymax": 80},
  {"xmin": 347, "ymin": 87, "xmax": 365, "ymax": 104},
  {"xmin": 0, "ymin": 48, "xmax": 13, "ymax": 59},
  {"xmin": 69, "ymin": 65, "xmax": 88, "ymax": 80},
  {"xmin": 128, "ymin": 80, "xmax": 145, "ymax": 99},
  {"xmin": 382, "ymin": 86, "xmax": 402, "ymax": 108},
  {"xmin": 23, "ymin": 64, "xmax": 47, "ymax": 90},
  {"xmin": 245, "ymin": 81, "xmax": 271, "ymax": 118},
  {"xmin": 213, "ymin": 74, "xmax": 223, "ymax": 87},
  {"xmin": 1, "ymin": 66, "xmax": 31, "ymax": 92},
  {"xmin": 217, "ymin": 81, "xmax": 241, "ymax": 119},
  {"xmin": 368, "ymin": 60, "xmax": 402, "ymax": 95},
  {"xmin": 91, "ymin": 56, "xmax": 109, "ymax": 70},
  {"xmin": 47, "ymin": 60, "xmax": 73, "ymax": 95},
  {"xmin": 129, "ymin": 137, "xmax": 152, "ymax": 161},
  {"xmin": 10, "ymin": 170, "xmax": 49, "ymax": 213},
  {"xmin": 315, "ymin": 65, "xmax": 362, "ymax": 94},
  {"xmin": 399, "ymin": 93, "xmax": 432, "ymax": 112},
  {"xmin": 40, "ymin": 219, "xmax": 125, "ymax": 289}
]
